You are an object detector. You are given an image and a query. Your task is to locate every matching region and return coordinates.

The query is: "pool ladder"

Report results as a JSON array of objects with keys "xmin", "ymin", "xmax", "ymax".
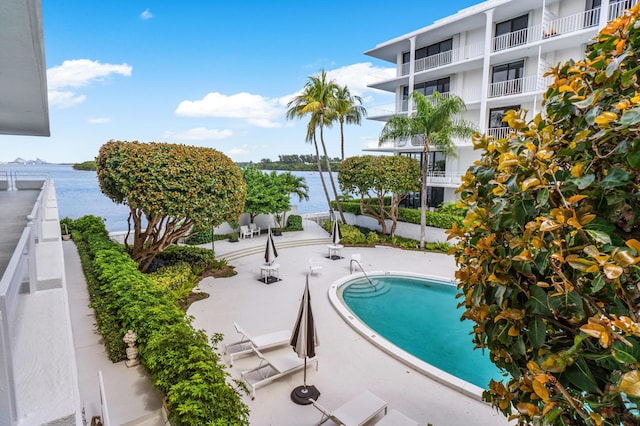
[{"xmin": 350, "ymin": 258, "xmax": 378, "ymax": 292}]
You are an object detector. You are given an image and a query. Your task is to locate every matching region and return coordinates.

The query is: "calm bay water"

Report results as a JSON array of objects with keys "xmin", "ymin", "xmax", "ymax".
[{"xmin": 0, "ymin": 164, "xmax": 334, "ymax": 232}]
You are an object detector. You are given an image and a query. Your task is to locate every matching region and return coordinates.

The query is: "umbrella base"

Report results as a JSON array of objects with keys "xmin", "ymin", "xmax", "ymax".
[
  {"xmin": 326, "ymin": 255, "xmax": 343, "ymax": 260},
  {"xmin": 257, "ymin": 276, "xmax": 281, "ymax": 284},
  {"xmin": 291, "ymin": 385, "xmax": 320, "ymax": 405}
]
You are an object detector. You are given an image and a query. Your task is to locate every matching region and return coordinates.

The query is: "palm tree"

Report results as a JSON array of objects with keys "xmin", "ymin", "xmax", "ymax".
[
  {"xmin": 379, "ymin": 91, "xmax": 475, "ymax": 249},
  {"xmin": 330, "ymin": 86, "xmax": 367, "ymax": 161},
  {"xmin": 282, "ymin": 172, "xmax": 309, "ymax": 227},
  {"xmin": 286, "ymin": 70, "xmax": 346, "ymax": 222}
]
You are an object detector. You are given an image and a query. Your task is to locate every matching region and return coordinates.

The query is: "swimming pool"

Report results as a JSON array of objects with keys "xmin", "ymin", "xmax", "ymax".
[{"xmin": 329, "ymin": 272, "xmax": 504, "ymax": 399}]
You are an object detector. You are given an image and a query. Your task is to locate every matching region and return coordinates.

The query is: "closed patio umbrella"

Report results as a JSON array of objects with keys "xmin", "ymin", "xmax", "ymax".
[
  {"xmin": 331, "ymin": 218, "xmax": 342, "ymax": 245},
  {"xmin": 264, "ymin": 226, "xmax": 278, "ymax": 265},
  {"xmin": 290, "ymin": 274, "xmax": 320, "ymax": 404}
]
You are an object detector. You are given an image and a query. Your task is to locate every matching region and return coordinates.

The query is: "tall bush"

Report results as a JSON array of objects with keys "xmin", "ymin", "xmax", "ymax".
[{"xmin": 451, "ymin": 7, "xmax": 640, "ymax": 425}]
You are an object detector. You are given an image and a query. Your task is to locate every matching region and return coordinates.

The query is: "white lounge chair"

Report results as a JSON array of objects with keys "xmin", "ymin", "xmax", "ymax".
[
  {"xmin": 312, "ymin": 390, "xmax": 388, "ymax": 426},
  {"xmin": 250, "ymin": 223, "xmax": 261, "ymax": 237},
  {"xmin": 374, "ymin": 409, "xmax": 420, "ymax": 426},
  {"xmin": 239, "ymin": 225, "xmax": 252, "ymax": 239},
  {"xmin": 223, "ymin": 322, "xmax": 290, "ymax": 366},
  {"xmin": 309, "ymin": 258, "xmax": 322, "ymax": 275},
  {"xmin": 241, "ymin": 348, "xmax": 318, "ymax": 399}
]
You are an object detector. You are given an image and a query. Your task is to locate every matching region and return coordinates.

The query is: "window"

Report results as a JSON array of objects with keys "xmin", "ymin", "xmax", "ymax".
[
  {"xmin": 489, "ymin": 105, "xmax": 520, "ymax": 129},
  {"xmin": 494, "ymin": 14, "xmax": 528, "ymax": 50},
  {"xmin": 398, "ymin": 152, "xmax": 446, "ymax": 209},
  {"xmin": 416, "ymin": 39, "xmax": 453, "ymax": 69},
  {"xmin": 491, "ymin": 61, "xmax": 525, "ymax": 96},
  {"xmin": 584, "ymin": 0, "xmax": 601, "ymax": 27},
  {"xmin": 414, "ymin": 77, "xmax": 450, "ymax": 97}
]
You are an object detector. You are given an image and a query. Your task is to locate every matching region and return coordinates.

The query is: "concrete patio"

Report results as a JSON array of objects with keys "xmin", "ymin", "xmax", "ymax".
[{"xmin": 188, "ymin": 221, "xmax": 510, "ymax": 426}]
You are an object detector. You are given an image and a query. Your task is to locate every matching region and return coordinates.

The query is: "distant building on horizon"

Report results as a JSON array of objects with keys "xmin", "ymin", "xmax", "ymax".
[{"xmin": 364, "ymin": 0, "xmax": 635, "ymax": 207}]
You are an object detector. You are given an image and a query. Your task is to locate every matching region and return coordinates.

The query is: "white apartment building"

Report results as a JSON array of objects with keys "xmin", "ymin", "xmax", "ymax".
[{"xmin": 364, "ymin": 0, "xmax": 636, "ymax": 208}]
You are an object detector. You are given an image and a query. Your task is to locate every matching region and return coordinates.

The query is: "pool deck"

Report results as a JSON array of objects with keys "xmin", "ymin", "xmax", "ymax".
[{"xmin": 188, "ymin": 221, "xmax": 510, "ymax": 426}]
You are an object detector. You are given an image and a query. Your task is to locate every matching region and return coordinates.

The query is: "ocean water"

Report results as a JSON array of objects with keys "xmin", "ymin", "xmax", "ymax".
[{"xmin": 0, "ymin": 164, "xmax": 335, "ymax": 232}]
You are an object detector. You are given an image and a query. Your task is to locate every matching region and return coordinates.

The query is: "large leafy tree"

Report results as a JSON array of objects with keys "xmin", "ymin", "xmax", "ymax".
[
  {"xmin": 286, "ymin": 70, "xmax": 346, "ymax": 222},
  {"xmin": 97, "ymin": 141, "xmax": 246, "ymax": 272},
  {"xmin": 451, "ymin": 7, "xmax": 640, "ymax": 425},
  {"xmin": 242, "ymin": 167, "xmax": 290, "ymax": 225},
  {"xmin": 338, "ymin": 155, "xmax": 420, "ymax": 236},
  {"xmin": 331, "ymin": 85, "xmax": 366, "ymax": 161},
  {"xmin": 379, "ymin": 91, "xmax": 475, "ymax": 249}
]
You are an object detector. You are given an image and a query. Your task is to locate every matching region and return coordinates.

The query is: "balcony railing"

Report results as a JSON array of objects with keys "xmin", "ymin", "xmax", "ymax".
[
  {"xmin": 488, "ymin": 75, "xmax": 553, "ymax": 98},
  {"xmin": 609, "ymin": 0, "xmax": 640, "ymax": 20},
  {"xmin": 426, "ymin": 171, "xmax": 464, "ymax": 186},
  {"xmin": 492, "ymin": 8, "xmax": 601, "ymax": 52},
  {"xmin": 401, "ymin": 42, "xmax": 483, "ymax": 75},
  {"xmin": 486, "ymin": 127, "xmax": 513, "ymax": 139}
]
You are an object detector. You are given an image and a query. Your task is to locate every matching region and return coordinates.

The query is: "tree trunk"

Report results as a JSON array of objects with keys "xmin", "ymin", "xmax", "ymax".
[
  {"xmin": 340, "ymin": 119, "xmax": 345, "ymax": 161},
  {"xmin": 420, "ymin": 143, "xmax": 430, "ymax": 250},
  {"xmin": 319, "ymin": 120, "xmax": 346, "ymax": 223},
  {"xmin": 313, "ymin": 133, "xmax": 333, "ymax": 217}
]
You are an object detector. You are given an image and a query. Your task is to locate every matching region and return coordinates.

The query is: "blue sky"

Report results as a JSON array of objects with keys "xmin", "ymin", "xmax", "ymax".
[{"xmin": 3, "ymin": 0, "xmax": 480, "ymax": 163}]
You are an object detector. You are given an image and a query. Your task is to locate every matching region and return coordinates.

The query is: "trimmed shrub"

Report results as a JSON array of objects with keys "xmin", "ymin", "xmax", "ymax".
[
  {"xmin": 184, "ymin": 225, "xmax": 213, "ymax": 245},
  {"xmin": 148, "ymin": 262, "xmax": 198, "ymax": 304},
  {"xmin": 285, "ymin": 214, "xmax": 303, "ymax": 231},
  {"xmin": 153, "ymin": 245, "xmax": 227, "ymax": 276}
]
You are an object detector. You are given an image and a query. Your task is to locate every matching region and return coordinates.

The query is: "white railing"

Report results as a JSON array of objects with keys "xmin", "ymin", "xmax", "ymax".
[
  {"xmin": 492, "ymin": 8, "xmax": 603, "ymax": 52},
  {"xmin": 402, "ymin": 42, "xmax": 483, "ymax": 75},
  {"xmin": 367, "ymin": 103, "xmax": 397, "ymax": 119},
  {"xmin": 488, "ymin": 75, "xmax": 552, "ymax": 98},
  {"xmin": 609, "ymin": 0, "xmax": 639, "ymax": 20},
  {"xmin": 486, "ymin": 127, "xmax": 513, "ymax": 139},
  {"xmin": 426, "ymin": 171, "xmax": 464, "ymax": 186}
]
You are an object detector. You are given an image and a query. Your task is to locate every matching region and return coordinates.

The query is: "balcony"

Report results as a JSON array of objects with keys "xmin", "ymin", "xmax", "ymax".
[
  {"xmin": 486, "ymin": 127, "xmax": 513, "ymax": 139},
  {"xmin": 492, "ymin": 8, "xmax": 601, "ymax": 52},
  {"xmin": 488, "ymin": 75, "xmax": 553, "ymax": 98},
  {"xmin": 609, "ymin": 0, "xmax": 640, "ymax": 20},
  {"xmin": 401, "ymin": 42, "xmax": 483, "ymax": 76},
  {"xmin": 426, "ymin": 171, "xmax": 464, "ymax": 187}
]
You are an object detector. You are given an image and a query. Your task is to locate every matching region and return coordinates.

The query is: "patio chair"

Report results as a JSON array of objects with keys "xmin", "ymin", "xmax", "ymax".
[
  {"xmin": 311, "ymin": 390, "xmax": 388, "ymax": 426},
  {"xmin": 239, "ymin": 225, "xmax": 252, "ymax": 239},
  {"xmin": 241, "ymin": 348, "xmax": 318, "ymax": 399},
  {"xmin": 309, "ymin": 258, "xmax": 322, "ymax": 275},
  {"xmin": 250, "ymin": 223, "xmax": 261, "ymax": 237},
  {"xmin": 223, "ymin": 322, "xmax": 290, "ymax": 366},
  {"xmin": 374, "ymin": 409, "xmax": 420, "ymax": 426}
]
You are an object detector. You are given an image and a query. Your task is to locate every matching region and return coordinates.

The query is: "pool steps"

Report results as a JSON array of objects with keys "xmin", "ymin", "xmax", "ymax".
[{"xmin": 342, "ymin": 279, "xmax": 391, "ymax": 298}]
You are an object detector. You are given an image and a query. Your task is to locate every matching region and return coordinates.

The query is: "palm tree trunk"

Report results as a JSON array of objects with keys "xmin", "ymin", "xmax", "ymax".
[
  {"xmin": 313, "ymin": 133, "xmax": 333, "ymax": 216},
  {"xmin": 319, "ymin": 121, "xmax": 346, "ymax": 223},
  {"xmin": 340, "ymin": 119, "xmax": 345, "ymax": 161},
  {"xmin": 420, "ymin": 143, "xmax": 430, "ymax": 250}
]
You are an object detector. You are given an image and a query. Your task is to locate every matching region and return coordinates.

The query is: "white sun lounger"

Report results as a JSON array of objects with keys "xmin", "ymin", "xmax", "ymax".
[
  {"xmin": 312, "ymin": 390, "xmax": 388, "ymax": 426},
  {"xmin": 241, "ymin": 348, "xmax": 318, "ymax": 399},
  {"xmin": 374, "ymin": 409, "xmax": 420, "ymax": 426},
  {"xmin": 223, "ymin": 322, "xmax": 290, "ymax": 366}
]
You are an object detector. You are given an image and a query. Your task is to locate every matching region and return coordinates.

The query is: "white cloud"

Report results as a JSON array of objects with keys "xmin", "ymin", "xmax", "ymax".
[
  {"xmin": 326, "ymin": 62, "xmax": 395, "ymax": 96},
  {"xmin": 163, "ymin": 127, "xmax": 233, "ymax": 141},
  {"xmin": 87, "ymin": 117, "xmax": 111, "ymax": 124},
  {"xmin": 140, "ymin": 9, "xmax": 153, "ymax": 19},
  {"xmin": 175, "ymin": 92, "xmax": 283, "ymax": 128},
  {"xmin": 226, "ymin": 146, "xmax": 250, "ymax": 158},
  {"xmin": 48, "ymin": 59, "xmax": 132, "ymax": 90},
  {"xmin": 47, "ymin": 59, "xmax": 132, "ymax": 108},
  {"xmin": 48, "ymin": 91, "xmax": 86, "ymax": 108}
]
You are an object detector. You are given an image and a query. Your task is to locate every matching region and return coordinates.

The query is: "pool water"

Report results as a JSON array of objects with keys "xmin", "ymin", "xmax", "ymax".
[{"xmin": 342, "ymin": 275, "xmax": 503, "ymax": 389}]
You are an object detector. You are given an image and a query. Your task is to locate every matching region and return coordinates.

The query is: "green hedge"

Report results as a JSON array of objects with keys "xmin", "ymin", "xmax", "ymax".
[
  {"xmin": 336, "ymin": 200, "xmax": 463, "ymax": 229},
  {"xmin": 285, "ymin": 214, "xmax": 303, "ymax": 231},
  {"xmin": 70, "ymin": 216, "xmax": 249, "ymax": 425}
]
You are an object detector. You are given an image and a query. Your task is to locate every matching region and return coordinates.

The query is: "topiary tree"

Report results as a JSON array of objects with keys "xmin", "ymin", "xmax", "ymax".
[
  {"xmin": 338, "ymin": 155, "xmax": 420, "ymax": 236},
  {"xmin": 97, "ymin": 141, "xmax": 246, "ymax": 272},
  {"xmin": 451, "ymin": 7, "xmax": 640, "ymax": 425}
]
